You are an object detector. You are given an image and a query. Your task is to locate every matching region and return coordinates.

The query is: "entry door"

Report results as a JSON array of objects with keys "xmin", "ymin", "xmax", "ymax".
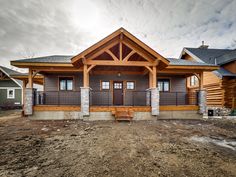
[{"xmin": 113, "ymin": 81, "xmax": 123, "ymax": 105}]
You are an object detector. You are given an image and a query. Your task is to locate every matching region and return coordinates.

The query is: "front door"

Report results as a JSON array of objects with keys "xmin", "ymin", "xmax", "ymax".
[{"xmin": 113, "ymin": 81, "xmax": 123, "ymax": 105}]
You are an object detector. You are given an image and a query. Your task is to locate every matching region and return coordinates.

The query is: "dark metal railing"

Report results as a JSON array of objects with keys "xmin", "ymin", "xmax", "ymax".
[
  {"xmin": 90, "ymin": 90, "xmax": 150, "ymax": 106},
  {"xmin": 34, "ymin": 91, "xmax": 81, "ymax": 105},
  {"xmin": 33, "ymin": 90, "xmax": 198, "ymax": 106},
  {"xmin": 160, "ymin": 91, "xmax": 198, "ymax": 106}
]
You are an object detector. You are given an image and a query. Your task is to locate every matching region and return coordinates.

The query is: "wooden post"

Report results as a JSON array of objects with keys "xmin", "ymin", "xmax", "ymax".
[
  {"xmin": 22, "ymin": 80, "xmax": 27, "ymax": 105},
  {"xmin": 152, "ymin": 66, "xmax": 157, "ymax": 88},
  {"xmin": 28, "ymin": 68, "xmax": 33, "ymax": 88},
  {"xmin": 149, "ymin": 71, "xmax": 153, "ymax": 88},
  {"xmin": 83, "ymin": 65, "xmax": 89, "ymax": 87},
  {"xmin": 199, "ymin": 72, "xmax": 204, "ymax": 90}
]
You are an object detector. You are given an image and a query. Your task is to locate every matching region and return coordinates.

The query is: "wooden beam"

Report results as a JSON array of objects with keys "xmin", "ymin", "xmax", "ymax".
[
  {"xmin": 85, "ymin": 60, "xmax": 155, "ymax": 66},
  {"xmin": 83, "ymin": 65, "xmax": 89, "ymax": 87},
  {"xmin": 119, "ymin": 34, "xmax": 123, "ymax": 61},
  {"xmin": 123, "ymin": 50, "xmax": 136, "ymax": 62},
  {"xmin": 122, "ymin": 40, "xmax": 155, "ymax": 63},
  {"xmin": 106, "ymin": 50, "xmax": 119, "ymax": 61},
  {"xmin": 28, "ymin": 68, "xmax": 33, "ymax": 88},
  {"xmin": 145, "ymin": 66, "xmax": 153, "ymax": 74},
  {"xmin": 152, "ymin": 66, "xmax": 157, "ymax": 88},
  {"xmin": 87, "ymin": 65, "xmax": 96, "ymax": 73},
  {"xmin": 199, "ymin": 72, "xmax": 204, "ymax": 90},
  {"xmin": 88, "ymin": 40, "xmax": 120, "ymax": 60},
  {"xmin": 149, "ymin": 71, "xmax": 153, "ymax": 88}
]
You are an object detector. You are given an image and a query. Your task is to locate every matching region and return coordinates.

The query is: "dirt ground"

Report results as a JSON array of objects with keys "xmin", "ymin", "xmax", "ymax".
[{"xmin": 0, "ymin": 110, "xmax": 236, "ymax": 177}]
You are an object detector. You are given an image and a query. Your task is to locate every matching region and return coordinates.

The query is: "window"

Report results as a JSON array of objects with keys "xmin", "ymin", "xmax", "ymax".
[
  {"xmin": 101, "ymin": 81, "xmax": 110, "ymax": 90},
  {"xmin": 190, "ymin": 76, "xmax": 198, "ymax": 86},
  {"xmin": 158, "ymin": 79, "xmax": 170, "ymax": 92},
  {"xmin": 7, "ymin": 89, "xmax": 15, "ymax": 99},
  {"xmin": 114, "ymin": 82, "xmax": 122, "ymax": 89},
  {"xmin": 126, "ymin": 81, "xmax": 135, "ymax": 90},
  {"xmin": 59, "ymin": 77, "xmax": 73, "ymax": 91}
]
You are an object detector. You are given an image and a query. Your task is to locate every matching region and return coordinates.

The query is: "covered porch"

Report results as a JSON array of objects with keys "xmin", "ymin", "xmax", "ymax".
[{"xmin": 10, "ymin": 28, "xmax": 218, "ymax": 119}]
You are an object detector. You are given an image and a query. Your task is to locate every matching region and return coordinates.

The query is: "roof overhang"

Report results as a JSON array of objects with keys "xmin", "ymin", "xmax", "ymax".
[
  {"xmin": 11, "ymin": 61, "xmax": 73, "ymax": 68},
  {"xmin": 11, "ymin": 74, "xmax": 44, "ymax": 85}
]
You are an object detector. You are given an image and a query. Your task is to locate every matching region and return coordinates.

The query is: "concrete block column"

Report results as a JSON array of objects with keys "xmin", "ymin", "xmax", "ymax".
[
  {"xmin": 150, "ymin": 87, "xmax": 159, "ymax": 116},
  {"xmin": 24, "ymin": 88, "xmax": 33, "ymax": 115},
  {"xmin": 198, "ymin": 90, "xmax": 207, "ymax": 114},
  {"xmin": 81, "ymin": 87, "xmax": 90, "ymax": 116}
]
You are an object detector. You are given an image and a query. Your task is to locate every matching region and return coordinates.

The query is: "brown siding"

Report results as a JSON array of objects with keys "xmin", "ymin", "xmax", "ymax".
[
  {"xmin": 44, "ymin": 73, "xmax": 83, "ymax": 91},
  {"xmin": 44, "ymin": 73, "xmax": 187, "ymax": 106},
  {"xmin": 222, "ymin": 61, "xmax": 236, "ymax": 74}
]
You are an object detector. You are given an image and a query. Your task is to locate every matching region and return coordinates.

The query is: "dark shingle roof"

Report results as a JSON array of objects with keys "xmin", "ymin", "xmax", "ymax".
[
  {"xmin": 0, "ymin": 66, "xmax": 24, "ymax": 76},
  {"xmin": 213, "ymin": 68, "xmax": 236, "ymax": 77},
  {"xmin": 12, "ymin": 55, "xmax": 73, "ymax": 63},
  {"xmin": 167, "ymin": 58, "xmax": 216, "ymax": 66},
  {"xmin": 185, "ymin": 48, "xmax": 232, "ymax": 64},
  {"xmin": 216, "ymin": 49, "xmax": 236, "ymax": 65},
  {"xmin": 0, "ymin": 66, "xmax": 23, "ymax": 86}
]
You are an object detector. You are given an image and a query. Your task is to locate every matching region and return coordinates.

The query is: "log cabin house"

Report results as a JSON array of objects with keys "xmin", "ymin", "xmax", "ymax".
[
  {"xmin": 11, "ymin": 28, "xmax": 219, "ymax": 120},
  {"xmin": 180, "ymin": 44, "xmax": 236, "ymax": 109}
]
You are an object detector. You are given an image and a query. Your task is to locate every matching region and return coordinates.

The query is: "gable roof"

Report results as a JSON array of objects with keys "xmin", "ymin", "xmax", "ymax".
[
  {"xmin": 182, "ymin": 48, "xmax": 232, "ymax": 64},
  {"xmin": 0, "ymin": 66, "xmax": 23, "ymax": 87},
  {"xmin": 71, "ymin": 27, "xmax": 169, "ymax": 68}
]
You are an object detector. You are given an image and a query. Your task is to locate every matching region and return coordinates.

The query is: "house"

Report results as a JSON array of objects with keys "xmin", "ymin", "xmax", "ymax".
[
  {"xmin": 180, "ymin": 43, "xmax": 236, "ymax": 109},
  {"xmin": 11, "ymin": 28, "xmax": 218, "ymax": 120},
  {"xmin": 0, "ymin": 66, "xmax": 23, "ymax": 109}
]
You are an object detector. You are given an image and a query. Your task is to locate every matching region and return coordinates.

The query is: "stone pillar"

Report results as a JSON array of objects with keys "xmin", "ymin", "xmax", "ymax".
[
  {"xmin": 150, "ymin": 87, "xmax": 159, "ymax": 116},
  {"xmin": 81, "ymin": 87, "xmax": 90, "ymax": 116},
  {"xmin": 198, "ymin": 90, "xmax": 207, "ymax": 114},
  {"xmin": 146, "ymin": 89, "xmax": 151, "ymax": 106},
  {"xmin": 24, "ymin": 88, "xmax": 33, "ymax": 115}
]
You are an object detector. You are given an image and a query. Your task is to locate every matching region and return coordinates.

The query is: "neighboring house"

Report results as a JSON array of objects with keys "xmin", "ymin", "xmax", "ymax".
[
  {"xmin": 180, "ymin": 44, "xmax": 236, "ymax": 109},
  {"xmin": 0, "ymin": 66, "xmax": 23, "ymax": 109},
  {"xmin": 11, "ymin": 28, "xmax": 218, "ymax": 120}
]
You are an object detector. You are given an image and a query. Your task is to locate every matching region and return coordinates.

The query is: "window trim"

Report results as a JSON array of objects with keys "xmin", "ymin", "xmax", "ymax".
[
  {"xmin": 7, "ymin": 88, "xmax": 15, "ymax": 99},
  {"xmin": 158, "ymin": 79, "xmax": 170, "ymax": 92},
  {"xmin": 101, "ymin": 81, "xmax": 110, "ymax": 90},
  {"xmin": 190, "ymin": 76, "xmax": 198, "ymax": 86},
  {"xmin": 58, "ymin": 76, "xmax": 74, "ymax": 91},
  {"xmin": 126, "ymin": 81, "xmax": 135, "ymax": 90}
]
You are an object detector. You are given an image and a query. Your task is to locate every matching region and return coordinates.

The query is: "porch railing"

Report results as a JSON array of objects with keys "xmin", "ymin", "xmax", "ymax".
[
  {"xmin": 34, "ymin": 91, "xmax": 81, "ymax": 105},
  {"xmin": 90, "ymin": 90, "xmax": 150, "ymax": 106},
  {"xmin": 160, "ymin": 92, "xmax": 198, "ymax": 106},
  {"xmin": 33, "ymin": 90, "xmax": 198, "ymax": 106}
]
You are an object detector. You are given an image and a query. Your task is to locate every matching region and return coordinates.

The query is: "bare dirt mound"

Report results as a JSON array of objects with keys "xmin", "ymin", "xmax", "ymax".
[{"xmin": 0, "ymin": 116, "xmax": 236, "ymax": 177}]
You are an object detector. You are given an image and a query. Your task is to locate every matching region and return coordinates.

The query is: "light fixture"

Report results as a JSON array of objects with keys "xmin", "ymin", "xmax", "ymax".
[{"xmin": 117, "ymin": 72, "xmax": 121, "ymax": 77}]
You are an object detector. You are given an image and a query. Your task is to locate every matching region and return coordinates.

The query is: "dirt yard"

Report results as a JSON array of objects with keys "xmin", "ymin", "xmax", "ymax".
[{"xmin": 0, "ymin": 110, "xmax": 236, "ymax": 177}]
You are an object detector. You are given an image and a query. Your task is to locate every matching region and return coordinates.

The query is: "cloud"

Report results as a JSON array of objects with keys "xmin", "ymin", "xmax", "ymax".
[{"xmin": 0, "ymin": 0, "xmax": 236, "ymax": 68}]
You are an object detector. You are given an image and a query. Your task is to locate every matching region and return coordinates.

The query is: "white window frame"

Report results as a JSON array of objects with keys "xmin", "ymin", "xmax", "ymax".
[
  {"xmin": 101, "ymin": 81, "xmax": 110, "ymax": 90},
  {"xmin": 7, "ymin": 88, "xmax": 15, "ymax": 99},
  {"xmin": 126, "ymin": 81, "xmax": 135, "ymax": 90}
]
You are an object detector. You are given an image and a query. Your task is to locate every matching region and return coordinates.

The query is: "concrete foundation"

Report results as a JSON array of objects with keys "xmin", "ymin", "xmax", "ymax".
[
  {"xmin": 158, "ymin": 111, "xmax": 202, "ymax": 119},
  {"xmin": 29, "ymin": 111, "xmax": 82, "ymax": 120},
  {"xmin": 29, "ymin": 110, "xmax": 202, "ymax": 120}
]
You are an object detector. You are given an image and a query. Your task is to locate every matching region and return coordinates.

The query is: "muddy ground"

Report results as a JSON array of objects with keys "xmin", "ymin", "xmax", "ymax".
[{"xmin": 0, "ymin": 110, "xmax": 236, "ymax": 177}]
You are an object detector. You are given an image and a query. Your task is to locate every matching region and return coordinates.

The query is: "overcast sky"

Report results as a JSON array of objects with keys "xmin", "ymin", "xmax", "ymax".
[{"xmin": 0, "ymin": 0, "xmax": 236, "ymax": 69}]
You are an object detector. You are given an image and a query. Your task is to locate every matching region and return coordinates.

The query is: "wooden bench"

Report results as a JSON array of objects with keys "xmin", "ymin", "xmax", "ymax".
[{"xmin": 112, "ymin": 108, "xmax": 134, "ymax": 122}]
